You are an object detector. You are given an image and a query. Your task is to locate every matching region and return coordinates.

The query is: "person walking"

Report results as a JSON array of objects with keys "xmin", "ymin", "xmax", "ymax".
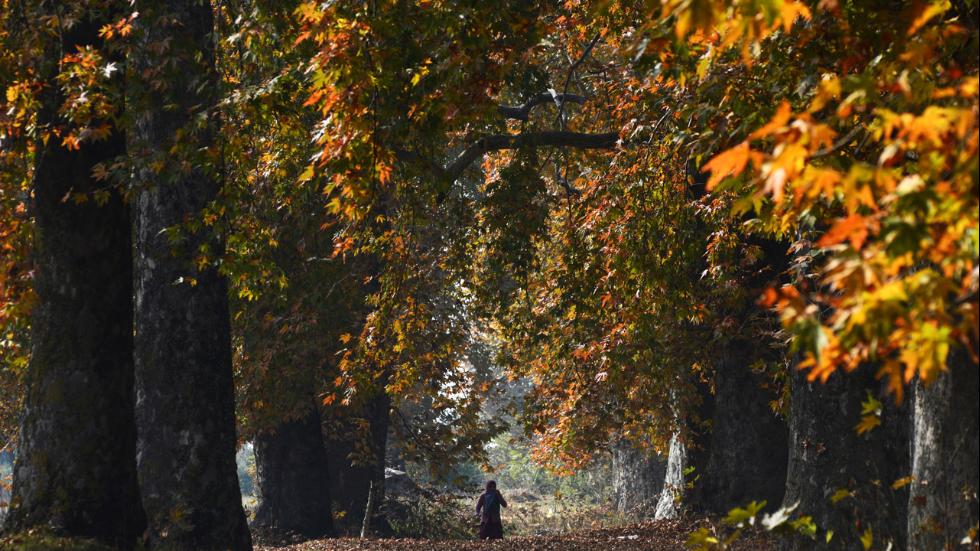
[{"xmin": 476, "ymin": 480, "xmax": 508, "ymax": 540}]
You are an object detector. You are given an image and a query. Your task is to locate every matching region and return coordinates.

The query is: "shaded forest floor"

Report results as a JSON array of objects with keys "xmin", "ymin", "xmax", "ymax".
[{"xmin": 255, "ymin": 519, "xmax": 773, "ymax": 551}]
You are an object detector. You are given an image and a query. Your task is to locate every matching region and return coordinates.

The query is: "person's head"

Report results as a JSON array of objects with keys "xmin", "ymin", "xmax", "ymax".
[{"xmin": 486, "ymin": 480, "xmax": 496, "ymax": 491}]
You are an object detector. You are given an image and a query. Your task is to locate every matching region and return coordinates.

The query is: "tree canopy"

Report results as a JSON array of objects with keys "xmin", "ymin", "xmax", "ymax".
[{"xmin": 0, "ymin": 0, "xmax": 977, "ymax": 549}]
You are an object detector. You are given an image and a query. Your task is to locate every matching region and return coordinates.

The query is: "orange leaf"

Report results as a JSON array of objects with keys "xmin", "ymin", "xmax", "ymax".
[
  {"xmin": 749, "ymin": 100, "xmax": 793, "ymax": 140},
  {"xmin": 817, "ymin": 214, "xmax": 868, "ymax": 249},
  {"xmin": 702, "ymin": 141, "xmax": 752, "ymax": 190}
]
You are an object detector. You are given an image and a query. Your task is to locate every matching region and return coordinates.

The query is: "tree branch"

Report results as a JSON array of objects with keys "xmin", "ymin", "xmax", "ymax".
[
  {"xmin": 445, "ymin": 131, "xmax": 619, "ymax": 181},
  {"xmin": 497, "ymin": 93, "xmax": 588, "ymax": 121},
  {"xmin": 556, "ymin": 33, "xmax": 601, "ymax": 129}
]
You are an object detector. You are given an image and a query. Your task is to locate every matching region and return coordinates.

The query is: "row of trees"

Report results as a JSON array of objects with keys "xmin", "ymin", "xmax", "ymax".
[
  {"xmin": 2, "ymin": 0, "xmax": 500, "ymax": 545},
  {"xmin": 1, "ymin": 1, "xmax": 250, "ymax": 547},
  {"xmin": 1, "ymin": 1, "xmax": 978, "ymax": 550}
]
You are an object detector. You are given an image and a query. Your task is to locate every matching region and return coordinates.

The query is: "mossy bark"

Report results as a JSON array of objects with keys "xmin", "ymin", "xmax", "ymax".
[
  {"xmin": 129, "ymin": 1, "xmax": 250, "ymax": 548},
  {"xmin": 908, "ymin": 346, "xmax": 979, "ymax": 550},
  {"xmin": 253, "ymin": 406, "xmax": 334, "ymax": 539},
  {"xmin": 3, "ymin": 7, "xmax": 144, "ymax": 548}
]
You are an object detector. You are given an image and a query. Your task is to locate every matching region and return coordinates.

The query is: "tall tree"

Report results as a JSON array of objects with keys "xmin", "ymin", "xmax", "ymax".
[
  {"xmin": 611, "ymin": 439, "xmax": 665, "ymax": 518},
  {"xmin": 128, "ymin": 0, "xmax": 250, "ymax": 547},
  {"xmin": 253, "ymin": 404, "xmax": 334, "ymax": 538},
  {"xmin": 3, "ymin": 3, "xmax": 144, "ymax": 546},
  {"xmin": 697, "ymin": 338, "xmax": 788, "ymax": 515},
  {"xmin": 780, "ymin": 369, "xmax": 910, "ymax": 550},
  {"xmin": 909, "ymin": 346, "xmax": 979, "ymax": 549},
  {"xmin": 326, "ymin": 389, "xmax": 392, "ymax": 535}
]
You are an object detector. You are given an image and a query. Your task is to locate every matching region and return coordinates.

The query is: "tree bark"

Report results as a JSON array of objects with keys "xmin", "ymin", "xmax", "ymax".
[
  {"xmin": 655, "ymin": 383, "xmax": 713, "ymax": 520},
  {"xmin": 780, "ymin": 367, "xmax": 910, "ymax": 551},
  {"xmin": 697, "ymin": 339, "xmax": 788, "ymax": 514},
  {"xmin": 654, "ymin": 429, "xmax": 702, "ymax": 520},
  {"xmin": 253, "ymin": 406, "xmax": 334, "ymax": 539},
  {"xmin": 326, "ymin": 391, "xmax": 391, "ymax": 535},
  {"xmin": 3, "ymin": 8, "xmax": 144, "ymax": 547},
  {"xmin": 129, "ymin": 1, "xmax": 250, "ymax": 548},
  {"xmin": 612, "ymin": 439, "xmax": 666, "ymax": 518},
  {"xmin": 908, "ymin": 346, "xmax": 979, "ymax": 550}
]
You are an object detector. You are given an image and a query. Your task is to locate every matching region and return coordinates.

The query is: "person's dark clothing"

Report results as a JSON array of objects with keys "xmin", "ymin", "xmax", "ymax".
[{"xmin": 476, "ymin": 489, "xmax": 507, "ymax": 539}]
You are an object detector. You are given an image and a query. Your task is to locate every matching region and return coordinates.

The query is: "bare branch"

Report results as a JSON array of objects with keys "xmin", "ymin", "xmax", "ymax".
[
  {"xmin": 556, "ymin": 33, "xmax": 602, "ymax": 129},
  {"xmin": 497, "ymin": 93, "xmax": 588, "ymax": 121},
  {"xmin": 445, "ymin": 131, "xmax": 619, "ymax": 181}
]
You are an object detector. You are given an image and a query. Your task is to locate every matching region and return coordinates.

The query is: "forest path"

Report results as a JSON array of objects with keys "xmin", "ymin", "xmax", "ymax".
[{"xmin": 255, "ymin": 519, "xmax": 772, "ymax": 550}]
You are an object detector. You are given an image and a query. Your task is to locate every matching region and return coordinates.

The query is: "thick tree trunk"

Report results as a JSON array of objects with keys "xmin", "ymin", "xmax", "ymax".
[
  {"xmin": 612, "ymin": 439, "xmax": 666, "ymax": 518},
  {"xmin": 326, "ymin": 391, "xmax": 391, "ymax": 535},
  {"xmin": 780, "ymin": 367, "xmax": 910, "ymax": 551},
  {"xmin": 253, "ymin": 406, "xmax": 334, "ymax": 539},
  {"xmin": 654, "ymin": 339, "xmax": 787, "ymax": 520},
  {"xmin": 3, "ymin": 10, "xmax": 144, "ymax": 547},
  {"xmin": 130, "ymin": 2, "xmax": 250, "ymax": 549},
  {"xmin": 697, "ymin": 340, "xmax": 787, "ymax": 514},
  {"xmin": 908, "ymin": 346, "xmax": 979, "ymax": 550}
]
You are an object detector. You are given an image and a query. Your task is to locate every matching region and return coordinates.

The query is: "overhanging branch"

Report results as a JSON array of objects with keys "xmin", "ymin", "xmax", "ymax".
[
  {"xmin": 497, "ymin": 93, "xmax": 588, "ymax": 121},
  {"xmin": 444, "ymin": 131, "xmax": 619, "ymax": 181}
]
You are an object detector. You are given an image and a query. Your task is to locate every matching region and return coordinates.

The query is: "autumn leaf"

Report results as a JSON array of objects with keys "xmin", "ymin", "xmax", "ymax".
[
  {"xmin": 702, "ymin": 142, "xmax": 758, "ymax": 190},
  {"xmin": 749, "ymin": 101, "xmax": 793, "ymax": 140},
  {"xmin": 817, "ymin": 215, "xmax": 869, "ymax": 250}
]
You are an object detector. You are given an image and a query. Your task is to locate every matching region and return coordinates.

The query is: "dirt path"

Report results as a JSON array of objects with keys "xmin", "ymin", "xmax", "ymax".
[{"xmin": 255, "ymin": 520, "xmax": 772, "ymax": 550}]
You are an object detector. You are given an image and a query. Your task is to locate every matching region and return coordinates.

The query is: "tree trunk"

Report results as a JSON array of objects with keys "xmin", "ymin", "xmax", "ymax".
[
  {"xmin": 908, "ymin": 346, "xmax": 979, "ymax": 550},
  {"xmin": 655, "ymin": 430, "xmax": 698, "ymax": 520},
  {"xmin": 360, "ymin": 480, "xmax": 375, "ymax": 539},
  {"xmin": 612, "ymin": 439, "xmax": 665, "ymax": 518},
  {"xmin": 655, "ymin": 383, "xmax": 713, "ymax": 520},
  {"xmin": 780, "ymin": 367, "xmax": 910, "ymax": 551},
  {"xmin": 253, "ymin": 406, "xmax": 334, "ymax": 539},
  {"xmin": 698, "ymin": 339, "xmax": 788, "ymax": 514},
  {"xmin": 130, "ymin": 2, "xmax": 250, "ymax": 548},
  {"xmin": 326, "ymin": 391, "xmax": 391, "ymax": 535},
  {"xmin": 3, "ymin": 9, "xmax": 144, "ymax": 547}
]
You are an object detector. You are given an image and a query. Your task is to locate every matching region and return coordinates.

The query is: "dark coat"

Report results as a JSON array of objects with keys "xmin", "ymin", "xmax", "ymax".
[{"xmin": 476, "ymin": 489, "xmax": 507, "ymax": 539}]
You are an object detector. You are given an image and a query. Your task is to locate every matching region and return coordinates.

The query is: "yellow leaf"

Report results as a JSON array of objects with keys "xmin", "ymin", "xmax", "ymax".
[
  {"xmin": 891, "ymin": 476, "xmax": 914, "ymax": 490},
  {"xmin": 830, "ymin": 488, "xmax": 854, "ymax": 504},
  {"xmin": 908, "ymin": 0, "xmax": 950, "ymax": 36},
  {"xmin": 860, "ymin": 527, "xmax": 874, "ymax": 550}
]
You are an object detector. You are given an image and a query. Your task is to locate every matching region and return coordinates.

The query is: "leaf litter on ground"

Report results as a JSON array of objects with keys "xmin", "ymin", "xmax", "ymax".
[{"xmin": 255, "ymin": 519, "xmax": 773, "ymax": 550}]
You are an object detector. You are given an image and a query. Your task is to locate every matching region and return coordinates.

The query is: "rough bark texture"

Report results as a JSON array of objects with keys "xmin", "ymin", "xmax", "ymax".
[
  {"xmin": 253, "ymin": 406, "xmax": 334, "ymax": 539},
  {"xmin": 780, "ymin": 367, "xmax": 910, "ymax": 551},
  {"xmin": 654, "ymin": 430, "xmax": 698, "ymax": 520},
  {"xmin": 2, "ymin": 9, "xmax": 144, "ymax": 547},
  {"xmin": 697, "ymin": 340, "xmax": 788, "ymax": 514},
  {"xmin": 130, "ymin": 1, "xmax": 250, "ymax": 548},
  {"xmin": 908, "ymin": 346, "xmax": 979, "ymax": 550},
  {"xmin": 655, "ymin": 384, "xmax": 713, "ymax": 520},
  {"xmin": 326, "ymin": 392, "xmax": 392, "ymax": 536},
  {"xmin": 612, "ymin": 440, "xmax": 666, "ymax": 518}
]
